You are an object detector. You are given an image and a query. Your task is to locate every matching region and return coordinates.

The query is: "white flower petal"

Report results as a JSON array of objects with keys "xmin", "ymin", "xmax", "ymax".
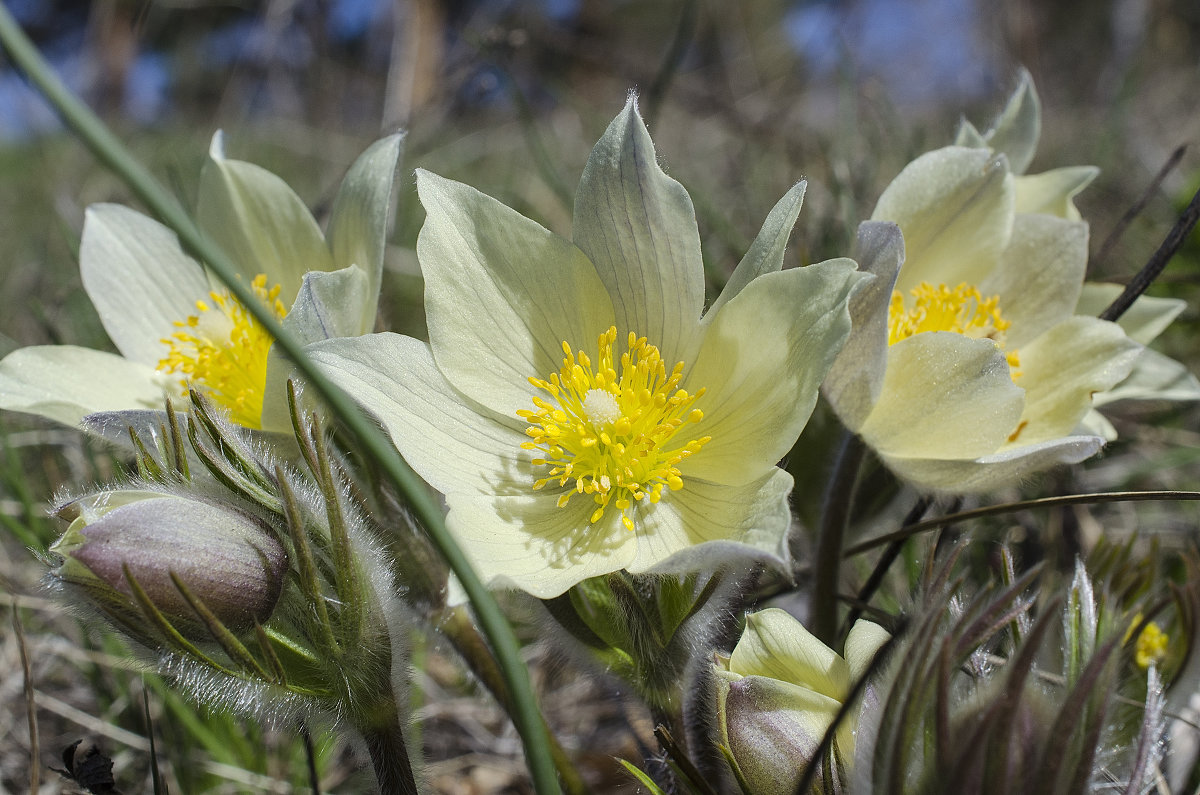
[
  {"xmin": 844, "ymin": 620, "xmax": 891, "ymax": 684},
  {"xmin": 685, "ymin": 260, "xmax": 864, "ymax": 486},
  {"xmin": 977, "ymin": 68, "xmax": 1040, "ymax": 175},
  {"xmin": 416, "ymin": 170, "xmax": 615, "ymax": 419},
  {"xmin": 80, "ymin": 204, "xmax": 211, "ymax": 367},
  {"xmin": 1076, "ymin": 283, "xmax": 1185, "ymax": 344},
  {"xmin": 1014, "ymin": 166, "xmax": 1097, "ymax": 220},
  {"xmin": 1078, "ymin": 409, "xmax": 1118, "ymax": 441},
  {"xmin": 573, "ymin": 96, "xmax": 705, "ymax": 366},
  {"xmin": 307, "ymin": 333, "xmax": 532, "ymax": 496},
  {"xmin": 284, "ymin": 265, "xmax": 371, "ymax": 345},
  {"xmin": 1095, "ymin": 348, "xmax": 1200, "ymax": 406},
  {"xmin": 880, "ymin": 435, "xmax": 1105, "ymax": 493},
  {"xmin": 729, "ymin": 608, "xmax": 849, "ymax": 699},
  {"xmin": 859, "ymin": 332, "xmax": 1024, "ymax": 460},
  {"xmin": 0, "ymin": 346, "xmax": 167, "ymax": 427}
]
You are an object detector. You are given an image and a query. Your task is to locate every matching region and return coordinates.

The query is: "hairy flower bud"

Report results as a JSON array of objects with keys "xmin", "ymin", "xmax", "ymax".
[{"xmin": 52, "ymin": 490, "xmax": 287, "ymax": 633}]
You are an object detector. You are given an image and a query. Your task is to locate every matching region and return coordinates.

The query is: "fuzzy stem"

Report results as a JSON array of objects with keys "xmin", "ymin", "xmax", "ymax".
[
  {"xmin": 812, "ymin": 432, "xmax": 867, "ymax": 646},
  {"xmin": 361, "ymin": 717, "xmax": 418, "ymax": 795}
]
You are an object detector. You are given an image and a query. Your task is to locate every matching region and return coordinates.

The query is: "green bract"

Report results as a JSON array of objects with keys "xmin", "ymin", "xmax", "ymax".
[
  {"xmin": 310, "ymin": 98, "xmax": 867, "ymax": 598},
  {"xmin": 0, "ymin": 133, "xmax": 403, "ymax": 431}
]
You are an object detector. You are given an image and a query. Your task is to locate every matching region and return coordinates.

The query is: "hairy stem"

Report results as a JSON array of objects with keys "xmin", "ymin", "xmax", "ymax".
[{"xmin": 812, "ymin": 432, "xmax": 867, "ymax": 646}]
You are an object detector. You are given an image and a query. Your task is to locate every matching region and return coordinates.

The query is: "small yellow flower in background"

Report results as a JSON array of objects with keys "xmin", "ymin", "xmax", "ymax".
[
  {"xmin": 0, "ymin": 132, "xmax": 403, "ymax": 432},
  {"xmin": 713, "ymin": 608, "xmax": 889, "ymax": 794},
  {"xmin": 309, "ymin": 97, "xmax": 867, "ymax": 598},
  {"xmin": 822, "ymin": 71, "xmax": 1195, "ymax": 493},
  {"xmin": 1124, "ymin": 613, "xmax": 1169, "ymax": 670}
]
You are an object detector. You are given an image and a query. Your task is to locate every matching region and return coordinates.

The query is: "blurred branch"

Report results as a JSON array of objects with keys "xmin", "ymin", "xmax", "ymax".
[{"xmin": 1093, "ymin": 144, "xmax": 1186, "ymax": 271}]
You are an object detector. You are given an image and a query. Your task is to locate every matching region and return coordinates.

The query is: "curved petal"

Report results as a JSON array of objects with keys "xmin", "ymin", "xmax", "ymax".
[
  {"xmin": 872, "ymin": 146, "xmax": 1014, "ymax": 292},
  {"xmin": 0, "ymin": 346, "xmax": 168, "ymax": 427},
  {"xmin": 729, "ymin": 608, "xmax": 848, "ymax": 699},
  {"xmin": 416, "ymin": 169, "xmax": 615, "ymax": 420},
  {"xmin": 684, "ymin": 260, "xmax": 864, "ymax": 486},
  {"xmin": 859, "ymin": 332, "xmax": 1024, "ymax": 460},
  {"xmin": 306, "ymin": 333, "xmax": 533, "ymax": 496},
  {"xmin": 1014, "ymin": 166, "xmax": 1097, "ymax": 220},
  {"xmin": 1011, "ymin": 317, "xmax": 1141, "ymax": 445},
  {"xmin": 326, "ymin": 132, "xmax": 404, "ymax": 331},
  {"xmin": 1094, "ymin": 348, "xmax": 1200, "ymax": 406},
  {"xmin": 978, "ymin": 68, "xmax": 1040, "ymax": 176},
  {"xmin": 1076, "ymin": 283, "xmax": 1185, "ymax": 345},
  {"xmin": 284, "ymin": 265, "xmax": 370, "ymax": 345},
  {"xmin": 844, "ymin": 620, "xmax": 890, "ymax": 683},
  {"xmin": 444, "ymin": 491, "xmax": 636, "ymax": 598},
  {"xmin": 573, "ymin": 96, "xmax": 705, "ymax": 366},
  {"xmin": 626, "ymin": 467, "xmax": 794, "ymax": 575},
  {"xmin": 880, "ymin": 435, "xmax": 1104, "ymax": 494},
  {"xmin": 80, "ymin": 204, "xmax": 212, "ymax": 367},
  {"xmin": 980, "ymin": 214, "xmax": 1088, "ymax": 348},
  {"xmin": 197, "ymin": 133, "xmax": 332, "ymax": 304},
  {"xmin": 823, "ymin": 221, "xmax": 904, "ymax": 431}
]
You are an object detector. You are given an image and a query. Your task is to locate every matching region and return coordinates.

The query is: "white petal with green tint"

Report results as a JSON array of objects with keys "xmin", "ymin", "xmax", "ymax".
[
  {"xmin": 844, "ymin": 620, "xmax": 891, "ymax": 683},
  {"xmin": 573, "ymin": 97, "xmax": 705, "ymax": 366},
  {"xmin": 859, "ymin": 332, "xmax": 1024, "ymax": 459},
  {"xmin": 417, "ymin": 170, "xmax": 615, "ymax": 419},
  {"xmin": 284, "ymin": 265, "xmax": 371, "ymax": 345},
  {"xmin": 197, "ymin": 133, "xmax": 332, "ymax": 304},
  {"xmin": 80, "ymin": 204, "xmax": 211, "ymax": 366},
  {"xmin": 976, "ymin": 68, "xmax": 1040, "ymax": 175},
  {"xmin": 872, "ymin": 147, "xmax": 1014, "ymax": 292},
  {"xmin": 0, "ymin": 346, "xmax": 167, "ymax": 427},
  {"xmin": 980, "ymin": 214, "xmax": 1088, "ymax": 348},
  {"xmin": 882, "ymin": 435, "xmax": 1104, "ymax": 493},
  {"xmin": 685, "ymin": 260, "xmax": 863, "ymax": 486},
  {"xmin": 1014, "ymin": 166, "xmax": 1097, "ymax": 220},
  {"xmin": 307, "ymin": 333, "xmax": 532, "ymax": 496},
  {"xmin": 1076, "ymin": 283, "xmax": 1185, "ymax": 344},
  {"xmin": 729, "ymin": 608, "xmax": 848, "ymax": 699},
  {"xmin": 1095, "ymin": 348, "xmax": 1200, "ymax": 406},
  {"xmin": 1012, "ymin": 317, "xmax": 1141, "ymax": 445}
]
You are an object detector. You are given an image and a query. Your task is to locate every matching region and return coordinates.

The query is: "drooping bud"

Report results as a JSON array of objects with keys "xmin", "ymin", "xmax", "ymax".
[{"xmin": 52, "ymin": 489, "xmax": 287, "ymax": 634}]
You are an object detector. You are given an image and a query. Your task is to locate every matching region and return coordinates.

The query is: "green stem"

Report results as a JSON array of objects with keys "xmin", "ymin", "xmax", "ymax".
[
  {"xmin": 811, "ymin": 432, "xmax": 867, "ymax": 646},
  {"xmin": 361, "ymin": 715, "xmax": 419, "ymax": 795},
  {"xmin": 0, "ymin": 9, "xmax": 561, "ymax": 794}
]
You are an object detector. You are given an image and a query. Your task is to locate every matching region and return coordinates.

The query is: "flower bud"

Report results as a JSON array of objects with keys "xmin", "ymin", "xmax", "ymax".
[{"xmin": 52, "ymin": 490, "xmax": 287, "ymax": 634}]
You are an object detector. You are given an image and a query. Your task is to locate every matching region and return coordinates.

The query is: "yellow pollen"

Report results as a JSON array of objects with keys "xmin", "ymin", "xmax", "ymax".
[
  {"xmin": 157, "ymin": 273, "xmax": 287, "ymax": 429},
  {"xmin": 519, "ymin": 326, "xmax": 708, "ymax": 532},
  {"xmin": 888, "ymin": 281, "xmax": 1021, "ymax": 376}
]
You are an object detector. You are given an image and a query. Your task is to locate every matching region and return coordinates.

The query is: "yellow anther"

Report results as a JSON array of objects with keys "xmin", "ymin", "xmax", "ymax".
[{"xmin": 888, "ymin": 281, "xmax": 1020, "ymax": 380}]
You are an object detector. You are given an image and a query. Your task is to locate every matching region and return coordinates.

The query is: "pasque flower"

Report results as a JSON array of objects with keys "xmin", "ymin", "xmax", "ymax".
[
  {"xmin": 0, "ymin": 132, "xmax": 403, "ymax": 431},
  {"xmin": 309, "ymin": 98, "xmax": 866, "ymax": 597},
  {"xmin": 822, "ymin": 73, "xmax": 1184, "ymax": 492},
  {"xmin": 714, "ymin": 608, "xmax": 889, "ymax": 794}
]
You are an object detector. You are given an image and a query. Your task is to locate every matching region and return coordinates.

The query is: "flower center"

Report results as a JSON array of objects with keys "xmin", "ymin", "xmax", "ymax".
[
  {"xmin": 888, "ymin": 281, "xmax": 1020, "ymax": 374},
  {"xmin": 518, "ymin": 326, "xmax": 710, "ymax": 532},
  {"xmin": 157, "ymin": 274, "xmax": 287, "ymax": 429}
]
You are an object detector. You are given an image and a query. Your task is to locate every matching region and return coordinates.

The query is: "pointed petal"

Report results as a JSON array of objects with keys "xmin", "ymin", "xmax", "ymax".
[
  {"xmin": 416, "ymin": 169, "xmax": 615, "ymax": 419},
  {"xmin": 729, "ymin": 608, "xmax": 849, "ymax": 699},
  {"xmin": 980, "ymin": 68, "xmax": 1040, "ymax": 175},
  {"xmin": 283, "ymin": 265, "xmax": 371, "ymax": 345},
  {"xmin": 1076, "ymin": 283, "xmax": 1185, "ymax": 344},
  {"xmin": 706, "ymin": 181, "xmax": 806, "ymax": 319},
  {"xmin": 196, "ymin": 135, "xmax": 332, "ymax": 304},
  {"xmin": 980, "ymin": 214, "xmax": 1088, "ymax": 348},
  {"xmin": 823, "ymin": 221, "xmax": 904, "ymax": 431},
  {"xmin": 844, "ymin": 620, "xmax": 890, "ymax": 683},
  {"xmin": 1011, "ymin": 317, "xmax": 1140, "ymax": 445},
  {"xmin": 953, "ymin": 119, "xmax": 987, "ymax": 149},
  {"xmin": 444, "ymin": 491, "xmax": 636, "ymax": 598},
  {"xmin": 1014, "ymin": 166, "xmax": 1098, "ymax": 220},
  {"xmin": 685, "ymin": 260, "xmax": 864, "ymax": 486},
  {"xmin": 872, "ymin": 147, "xmax": 1014, "ymax": 292},
  {"xmin": 0, "ymin": 346, "xmax": 167, "ymax": 427},
  {"xmin": 879, "ymin": 436, "xmax": 1105, "ymax": 493},
  {"xmin": 306, "ymin": 333, "xmax": 532, "ymax": 496},
  {"xmin": 573, "ymin": 96, "xmax": 705, "ymax": 365},
  {"xmin": 859, "ymin": 332, "xmax": 1024, "ymax": 460},
  {"xmin": 1095, "ymin": 348, "xmax": 1200, "ymax": 406},
  {"xmin": 626, "ymin": 468, "xmax": 794, "ymax": 575},
  {"xmin": 80, "ymin": 204, "xmax": 211, "ymax": 366},
  {"xmin": 1077, "ymin": 409, "xmax": 1118, "ymax": 441},
  {"xmin": 326, "ymin": 133, "xmax": 404, "ymax": 332}
]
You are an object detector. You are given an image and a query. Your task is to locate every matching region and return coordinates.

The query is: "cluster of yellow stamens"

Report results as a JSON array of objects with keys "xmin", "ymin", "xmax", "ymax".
[
  {"xmin": 888, "ymin": 282, "xmax": 1021, "ymax": 375},
  {"xmin": 157, "ymin": 273, "xmax": 287, "ymax": 429},
  {"xmin": 518, "ymin": 326, "xmax": 710, "ymax": 532}
]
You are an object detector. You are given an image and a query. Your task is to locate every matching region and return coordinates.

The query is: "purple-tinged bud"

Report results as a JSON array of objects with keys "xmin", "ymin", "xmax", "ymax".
[{"xmin": 52, "ymin": 490, "xmax": 287, "ymax": 633}]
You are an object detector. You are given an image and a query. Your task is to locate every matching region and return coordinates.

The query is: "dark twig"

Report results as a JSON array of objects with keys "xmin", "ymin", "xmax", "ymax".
[
  {"xmin": 11, "ymin": 598, "xmax": 39, "ymax": 795},
  {"xmin": 1093, "ymin": 145, "xmax": 1187, "ymax": 269},
  {"xmin": 813, "ymin": 433, "xmax": 868, "ymax": 645},
  {"xmin": 644, "ymin": 0, "xmax": 699, "ymax": 129}
]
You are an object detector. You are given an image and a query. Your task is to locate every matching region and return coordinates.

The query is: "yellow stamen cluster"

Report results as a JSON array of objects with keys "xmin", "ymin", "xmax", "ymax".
[
  {"xmin": 158, "ymin": 274, "xmax": 286, "ymax": 429},
  {"xmin": 888, "ymin": 281, "xmax": 1021, "ymax": 375},
  {"xmin": 518, "ymin": 326, "xmax": 710, "ymax": 532},
  {"xmin": 1135, "ymin": 621, "xmax": 1169, "ymax": 670}
]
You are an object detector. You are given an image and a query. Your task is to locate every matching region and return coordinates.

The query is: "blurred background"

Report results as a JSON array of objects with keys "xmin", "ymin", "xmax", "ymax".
[{"xmin": 2, "ymin": 0, "xmax": 1200, "ymax": 791}]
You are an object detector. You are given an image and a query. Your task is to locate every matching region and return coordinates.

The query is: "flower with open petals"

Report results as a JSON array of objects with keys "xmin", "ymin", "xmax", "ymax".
[
  {"xmin": 0, "ymin": 133, "xmax": 403, "ymax": 432},
  {"xmin": 714, "ymin": 608, "xmax": 889, "ymax": 794},
  {"xmin": 309, "ymin": 98, "xmax": 866, "ymax": 597},
  {"xmin": 823, "ymin": 74, "xmax": 1162, "ymax": 492}
]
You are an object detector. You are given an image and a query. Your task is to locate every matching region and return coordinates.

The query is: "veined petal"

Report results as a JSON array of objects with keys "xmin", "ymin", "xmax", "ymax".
[
  {"xmin": 0, "ymin": 346, "xmax": 168, "ymax": 427},
  {"xmin": 1014, "ymin": 166, "xmax": 1098, "ymax": 220},
  {"xmin": 729, "ymin": 608, "xmax": 849, "ymax": 700},
  {"xmin": 844, "ymin": 620, "xmax": 890, "ymax": 683},
  {"xmin": 416, "ymin": 169, "xmax": 615, "ymax": 419},
  {"xmin": 823, "ymin": 221, "xmax": 904, "ymax": 431},
  {"xmin": 706, "ymin": 181, "xmax": 806, "ymax": 319},
  {"xmin": 872, "ymin": 146, "xmax": 1014, "ymax": 292},
  {"xmin": 444, "ymin": 492, "xmax": 636, "ymax": 599},
  {"xmin": 686, "ymin": 260, "xmax": 864, "ymax": 486},
  {"xmin": 197, "ymin": 133, "xmax": 332, "ymax": 304},
  {"xmin": 306, "ymin": 333, "xmax": 533, "ymax": 496},
  {"xmin": 626, "ymin": 468, "xmax": 793, "ymax": 575},
  {"xmin": 979, "ymin": 214, "xmax": 1088, "ymax": 348},
  {"xmin": 1076, "ymin": 283, "xmax": 1186, "ymax": 344},
  {"xmin": 80, "ymin": 204, "xmax": 211, "ymax": 367},
  {"xmin": 1011, "ymin": 317, "xmax": 1141, "ymax": 445},
  {"xmin": 326, "ymin": 133, "xmax": 404, "ymax": 332},
  {"xmin": 859, "ymin": 332, "xmax": 1024, "ymax": 460},
  {"xmin": 284, "ymin": 265, "xmax": 371, "ymax": 345},
  {"xmin": 879, "ymin": 435, "xmax": 1104, "ymax": 493},
  {"xmin": 573, "ymin": 96, "xmax": 705, "ymax": 366},
  {"xmin": 1094, "ymin": 348, "xmax": 1200, "ymax": 406}
]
